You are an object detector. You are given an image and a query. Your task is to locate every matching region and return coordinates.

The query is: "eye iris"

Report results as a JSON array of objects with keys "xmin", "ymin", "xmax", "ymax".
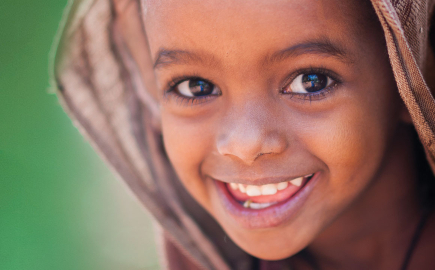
[
  {"xmin": 302, "ymin": 74, "xmax": 328, "ymax": 92},
  {"xmin": 188, "ymin": 79, "xmax": 214, "ymax": 96}
]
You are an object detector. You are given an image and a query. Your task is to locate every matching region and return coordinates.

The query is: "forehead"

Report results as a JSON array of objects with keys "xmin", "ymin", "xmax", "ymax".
[{"xmin": 143, "ymin": 0, "xmax": 371, "ymax": 67}]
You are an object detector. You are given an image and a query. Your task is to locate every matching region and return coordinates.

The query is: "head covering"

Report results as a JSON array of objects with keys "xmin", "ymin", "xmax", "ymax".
[{"xmin": 51, "ymin": 0, "xmax": 435, "ymax": 269}]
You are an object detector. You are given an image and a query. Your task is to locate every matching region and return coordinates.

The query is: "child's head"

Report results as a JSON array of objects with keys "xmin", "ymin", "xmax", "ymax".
[{"xmin": 142, "ymin": 0, "xmax": 413, "ymax": 260}]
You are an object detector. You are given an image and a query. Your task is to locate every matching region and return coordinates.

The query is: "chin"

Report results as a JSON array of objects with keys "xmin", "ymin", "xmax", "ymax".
[
  {"xmin": 240, "ymin": 242, "xmax": 299, "ymax": 261},
  {"xmin": 224, "ymin": 227, "xmax": 308, "ymax": 261}
]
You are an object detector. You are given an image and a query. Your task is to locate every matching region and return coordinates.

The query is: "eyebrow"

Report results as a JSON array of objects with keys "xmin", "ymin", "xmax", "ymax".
[
  {"xmin": 153, "ymin": 38, "xmax": 352, "ymax": 69},
  {"xmin": 153, "ymin": 49, "xmax": 211, "ymax": 69},
  {"xmin": 267, "ymin": 38, "xmax": 352, "ymax": 64}
]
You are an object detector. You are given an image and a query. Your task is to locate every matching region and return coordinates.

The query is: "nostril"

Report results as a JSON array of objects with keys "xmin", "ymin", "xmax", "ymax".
[
  {"xmin": 216, "ymin": 115, "xmax": 288, "ymax": 164},
  {"xmin": 217, "ymin": 131, "xmax": 288, "ymax": 165},
  {"xmin": 255, "ymin": 152, "xmax": 273, "ymax": 161},
  {"xmin": 216, "ymin": 134, "xmax": 264, "ymax": 164}
]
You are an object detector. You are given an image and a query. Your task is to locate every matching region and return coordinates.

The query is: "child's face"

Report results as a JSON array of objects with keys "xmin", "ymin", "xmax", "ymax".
[{"xmin": 144, "ymin": 0, "xmax": 405, "ymax": 260}]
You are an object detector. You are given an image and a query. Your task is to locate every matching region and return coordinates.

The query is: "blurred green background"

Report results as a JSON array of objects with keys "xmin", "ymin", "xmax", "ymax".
[{"xmin": 0, "ymin": 1, "xmax": 158, "ymax": 269}]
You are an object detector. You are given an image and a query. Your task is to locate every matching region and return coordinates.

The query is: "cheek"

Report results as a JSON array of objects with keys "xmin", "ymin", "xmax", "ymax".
[
  {"xmin": 161, "ymin": 112, "xmax": 215, "ymax": 210},
  {"xmin": 299, "ymin": 93, "xmax": 396, "ymax": 209},
  {"xmin": 308, "ymin": 109, "xmax": 373, "ymax": 174}
]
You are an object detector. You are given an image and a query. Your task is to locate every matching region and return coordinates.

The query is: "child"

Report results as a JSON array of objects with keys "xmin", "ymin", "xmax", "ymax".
[{"xmin": 53, "ymin": 0, "xmax": 435, "ymax": 269}]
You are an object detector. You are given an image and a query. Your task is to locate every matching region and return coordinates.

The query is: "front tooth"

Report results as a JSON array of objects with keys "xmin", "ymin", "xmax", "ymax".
[
  {"xmin": 246, "ymin": 185, "xmax": 261, "ymax": 196},
  {"xmin": 276, "ymin": 182, "xmax": 288, "ymax": 190},
  {"xmin": 238, "ymin": 184, "xmax": 246, "ymax": 193},
  {"xmin": 290, "ymin": 177, "xmax": 303, "ymax": 187},
  {"xmin": 229, "ymin": 183, "xmax": 238, "ymax": 190},
  {"xmin": 261, "ymin": 184, "xmax": 277, "ymax": 195}
]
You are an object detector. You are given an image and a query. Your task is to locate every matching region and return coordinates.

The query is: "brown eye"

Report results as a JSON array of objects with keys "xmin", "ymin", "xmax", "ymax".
[
  {"xmin": 176, "ymin": 79, "xmax": 219, "ymax": 97},
  {"xmin": 286, "ymin": 73, "xmax": 334, "ymax": 93}
]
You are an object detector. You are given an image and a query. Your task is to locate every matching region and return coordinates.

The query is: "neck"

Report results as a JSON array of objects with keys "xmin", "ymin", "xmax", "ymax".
[{"xmin": 304, "ymin": 126, "xmax": 423, "ymax": 270}]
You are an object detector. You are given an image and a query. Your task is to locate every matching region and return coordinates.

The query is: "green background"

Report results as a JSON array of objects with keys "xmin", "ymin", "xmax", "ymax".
[{"xmin": 0, "ymin": 1, "xmax": 158, "ymax": 269}]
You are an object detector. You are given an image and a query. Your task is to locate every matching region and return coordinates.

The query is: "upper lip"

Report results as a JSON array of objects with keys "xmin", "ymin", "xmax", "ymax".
[{"xmin": 208, "ymin": 174, "xmax": 313, "ymax": 186}]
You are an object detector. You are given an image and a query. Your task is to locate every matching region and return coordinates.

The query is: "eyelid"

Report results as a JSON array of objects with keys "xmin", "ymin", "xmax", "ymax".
[
  {"xmin": 162, "ymin": 75, "xmax": 220, "ymax": 106},
  {"xmin": 282, "ymin": 67, "xmax": 342, "ymax": 87},
  {"xmin": 280, "ymin": 67, "xmax": 342, "ymax": 101},
  {"xmin": 165, "ymin": 75, "xmax": 217, "ymax": 93}
]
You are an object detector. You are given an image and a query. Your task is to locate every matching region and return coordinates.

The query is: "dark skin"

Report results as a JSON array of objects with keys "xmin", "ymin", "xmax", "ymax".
[{"xmin": 133, "ymin": 0, "xmax": 435, "ymax": 269}]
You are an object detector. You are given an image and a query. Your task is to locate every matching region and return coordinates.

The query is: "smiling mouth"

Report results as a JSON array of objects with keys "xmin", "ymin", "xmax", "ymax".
[
  {"xmin": 212, "ymin": 172, "xmax": 319, "ymax": 228},
  {"xmin": 226, "ymin": 174, "xmax": 314, "ymax": 210}
]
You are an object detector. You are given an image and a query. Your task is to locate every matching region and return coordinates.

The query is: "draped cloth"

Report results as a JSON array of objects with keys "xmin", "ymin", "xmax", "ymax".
[{"xmin": 51, "ymin": 0, "xmax": 435, "ymax": 269}]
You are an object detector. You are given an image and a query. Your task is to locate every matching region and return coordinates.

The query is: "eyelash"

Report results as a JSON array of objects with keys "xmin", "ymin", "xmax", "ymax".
[
  {"xmin": 163, "ymin": 67, "xmax": 342, "ymax": 105},
  {"xmin": 279, "ymin": 67, "xmax": 342, "ymax": 102},
  {"xmin": 163, "ymin": 75, "xmax": 219, "ymax": 106}
]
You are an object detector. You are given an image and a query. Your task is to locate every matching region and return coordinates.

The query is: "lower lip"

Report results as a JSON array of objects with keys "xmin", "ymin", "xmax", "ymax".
[{"xmin": 214, "ymin": 173, "xmax": 320, "ymax": 229}]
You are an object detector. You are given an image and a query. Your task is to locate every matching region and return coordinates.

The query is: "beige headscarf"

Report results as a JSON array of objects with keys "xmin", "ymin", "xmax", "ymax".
[{"xmin": 51, "ymin": 0, "xmax": 435, "ymax": 269}]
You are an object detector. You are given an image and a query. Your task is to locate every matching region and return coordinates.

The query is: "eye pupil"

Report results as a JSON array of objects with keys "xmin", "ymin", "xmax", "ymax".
[
  {"xmin": 189, "ymin": 79, "xmax": 214, "ymax": 96},
  {"xmin": 302, "ymin": 73, "xmax": 328, "ymax": 92}
]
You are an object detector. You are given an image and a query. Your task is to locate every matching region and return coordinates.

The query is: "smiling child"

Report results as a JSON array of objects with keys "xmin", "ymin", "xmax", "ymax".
[{"xmin": 53, "ymin": 0, "xmax": 435, "ymax": 269}]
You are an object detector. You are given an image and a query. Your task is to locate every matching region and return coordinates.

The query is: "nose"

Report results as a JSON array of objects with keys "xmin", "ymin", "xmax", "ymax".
[{"xmin": 216, "ymin": 101, "xmax": 288, "ymax": 165}]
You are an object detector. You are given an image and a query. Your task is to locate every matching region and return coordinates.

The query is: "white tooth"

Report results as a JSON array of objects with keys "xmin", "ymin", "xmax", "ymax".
[
  {"xmin": 276, "ymin": 181, "xmax": 288, "ymax": 190},
  {"xmin": 304, "ymin": 173, "xmax": 314, "ymax": 178},
  {"xmin": 260, "ymin": 184, "xmax": 277, "ymax": 195},
  {"xmin": 229, "ymin": 183, "xmax": 238, "ymax": 190},
  {"xmin": 246, "ymin": 185, "xmax": 261, "ymax": 196},
  {"xmin": 238, "ymin": 184, "xmax": 246, "ymax": 193},
  {"xmin": 290, "ymin": 177, "xmax": 303, "ymax": 187},
  {"xmin": 249, "ymin": 202, "xmax": 274, "ymax": 209}
]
